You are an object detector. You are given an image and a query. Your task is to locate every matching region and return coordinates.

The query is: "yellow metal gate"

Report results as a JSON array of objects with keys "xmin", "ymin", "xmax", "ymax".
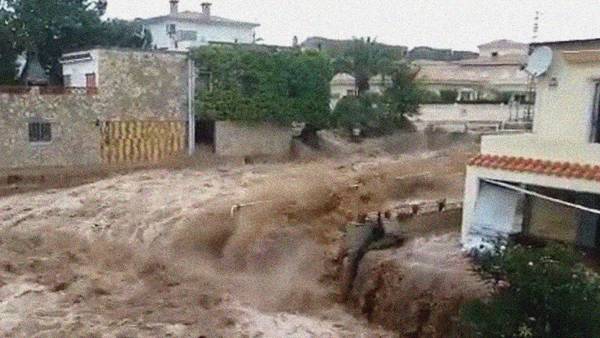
[{"xmin": 101, "ymin": 120, "xmax": 186, "ymax": 164}]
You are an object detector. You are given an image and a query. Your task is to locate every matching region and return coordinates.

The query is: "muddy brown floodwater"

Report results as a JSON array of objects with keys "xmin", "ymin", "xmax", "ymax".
[{"xmin": 0, "ymin": 145, "xmax": 478, "ymax": 337}]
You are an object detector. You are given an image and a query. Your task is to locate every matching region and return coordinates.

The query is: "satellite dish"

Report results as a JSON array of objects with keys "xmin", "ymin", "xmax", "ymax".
[{"xmin": 525, "ymin": 46, "xmax": 553, "ymax": 77}]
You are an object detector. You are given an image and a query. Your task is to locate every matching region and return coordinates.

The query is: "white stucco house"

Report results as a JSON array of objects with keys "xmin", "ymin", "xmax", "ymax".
[
  {"xmin": 416, "ymin": 39, "xmax": 530, "ymax": 103},
  {"xmin": 141, "ymin": 1, "xmax": 259, "ymax": 52},
  {"xmin": 329, "ymin": 74, "xmax": 393, "ymax": 109},
  {"xmin": 462, "ymin": 38, "xmax": 600, "ymax": 251}
]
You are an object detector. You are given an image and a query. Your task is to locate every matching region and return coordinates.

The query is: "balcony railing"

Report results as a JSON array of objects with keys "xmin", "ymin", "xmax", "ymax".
[{"xmin": 0, "ymin": 86, "xmax": 98, "ymax": 95}]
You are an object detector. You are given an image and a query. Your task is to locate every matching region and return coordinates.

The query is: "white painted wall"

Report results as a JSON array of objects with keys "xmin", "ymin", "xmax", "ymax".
[
  {"xmin": 533, "ymin": 43, "xmax": 600, "ymax": 143},
  {"xmin": 146, "ymin": 21, "xmax": 255, "ymax": 51},
  {"xmin": 461, "ymin": 166, "xmax": 600, "ymax": 245},
  {"xmin": 61, "ymin": 50, "xmax": 99, "ymax": 87}
]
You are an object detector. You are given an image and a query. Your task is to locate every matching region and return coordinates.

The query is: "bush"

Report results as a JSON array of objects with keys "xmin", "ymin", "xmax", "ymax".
[
  {"xmin": 191, "ymin": 46, "xmax": 333, "ymax": 129},
  {"xmin": 439, "ymin": 89, "xmax": 458, "ymax": 103},
  {"xmin": 331, "ymin": 93, "xmax": 401, "ymax": 136},
  {"xmin": 460, "ymin": 242, "xmax": 600, "ymax": 338}
]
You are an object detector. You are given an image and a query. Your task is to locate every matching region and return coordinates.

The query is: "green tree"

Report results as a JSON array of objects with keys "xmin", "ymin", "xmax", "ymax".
[
  {"xmin": 333, "ymin": 37, "xmax": 396, "ymax": 95},
  {"xmin": 383, "ymin": 64, "xmax": 423, "ymax": 128},
  {"xmin": 192, "ymin": 46, "xmax": 333, "ymax": 129},
  {"xmin": 1, "ymin": 0, "xmax": 150, "ymax": 84},
  {"xmin": 0, "ymin": 6, "xmax": 19, "ymax": 84}
]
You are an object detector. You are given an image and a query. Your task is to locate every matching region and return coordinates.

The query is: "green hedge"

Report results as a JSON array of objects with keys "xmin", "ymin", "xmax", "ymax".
[{"xmin": 191, "ymin": 46, "xmax": 333, "ymax": 129}]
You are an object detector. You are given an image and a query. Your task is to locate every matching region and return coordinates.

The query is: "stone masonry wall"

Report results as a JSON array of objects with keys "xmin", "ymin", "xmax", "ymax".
[
  {"xmin": 0, "ymin": 88, "xmax": 101, "ymax": 168},
  {"xmin": 96, "ymin": 49, "xmax": 188, "ymax": 121},
  {"xmin": 0, "ymin": 49, "xmax": 189, "ymax": 169}
]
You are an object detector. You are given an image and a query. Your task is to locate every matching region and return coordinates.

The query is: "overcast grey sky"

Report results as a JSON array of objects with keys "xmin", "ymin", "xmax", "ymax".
[{"xmin": 106, "ymin": 0, "xmax": 600, "ymax": 51}]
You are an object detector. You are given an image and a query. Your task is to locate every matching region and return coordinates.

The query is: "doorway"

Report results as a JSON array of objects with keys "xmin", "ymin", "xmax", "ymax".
[{"xmin": 195, "ymin": 118, "xmax": 215, "ymax": 148}]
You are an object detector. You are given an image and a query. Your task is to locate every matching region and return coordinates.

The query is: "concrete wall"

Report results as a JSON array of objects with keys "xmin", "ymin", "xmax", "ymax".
[
  {"xmin": 533, "ymin": 41, "xmax": 600, "ymax": 143},
  {"xmin": 214, "ymin": 121, "xmax": 292, "ymax": 157},
  {"xmin": 0, "ymin": 49, "xmax": 190, "ymax": 169}
]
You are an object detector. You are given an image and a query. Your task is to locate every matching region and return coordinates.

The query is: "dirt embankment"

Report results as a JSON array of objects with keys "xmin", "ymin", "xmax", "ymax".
[
  {"xmin": 348, "ymin": 235, "xmax": 491, "ymax": 337},
  {"xmin": 0, "ymin": 145, "xmax": 478, "ymax": 336}
]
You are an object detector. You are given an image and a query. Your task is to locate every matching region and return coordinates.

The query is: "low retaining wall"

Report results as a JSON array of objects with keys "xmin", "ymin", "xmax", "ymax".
[{"xmin": 214, "ymin": 121, "xmax": 293, "ymax": 157}]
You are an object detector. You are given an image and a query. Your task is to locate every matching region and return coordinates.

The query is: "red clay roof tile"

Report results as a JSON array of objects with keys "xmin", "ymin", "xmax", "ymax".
[{"xmin": 468, "ymin": 154, "xmax": 600, "ymax": 182}]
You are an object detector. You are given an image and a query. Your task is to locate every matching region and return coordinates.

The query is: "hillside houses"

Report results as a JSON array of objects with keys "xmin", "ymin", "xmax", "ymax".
[{"xmin": 415, "ymin": 39, "xmax": 530, "ymax": 103}]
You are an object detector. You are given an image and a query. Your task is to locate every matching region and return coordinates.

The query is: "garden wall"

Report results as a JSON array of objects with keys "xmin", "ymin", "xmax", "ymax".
[{"xmin": 214, "ymin": 121, "xmax": 293, "ymax": 158}]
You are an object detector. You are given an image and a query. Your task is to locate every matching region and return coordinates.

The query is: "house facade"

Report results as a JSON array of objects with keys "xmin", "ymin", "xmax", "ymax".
[
  {"xmin": 416, "ymin": 39, "xmax": 530, "ymax": 103},
  {"xmin": 462, "ymin": 38, "xmax": 600, "ymax": 250},
  {"xmin": 0, "ymin": 48, "xmax": 192, "ymax": 169},
  {"xmin": 141, "ymin": 1, "xmax": 259, "ymax": 51}
]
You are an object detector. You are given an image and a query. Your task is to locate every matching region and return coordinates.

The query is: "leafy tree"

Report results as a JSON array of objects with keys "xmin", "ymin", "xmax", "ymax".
[
  {"xmin": 383, "ymin": 64, "xmax": 423, "ymax": 128},
  {"xmin": 192, "ymin": 46, "xmax": 333, "ymax": 129},
  {"xmin": 0, "ymin": 6, "xmax": 19, "ymax": 84},
  {"xmin": 333, "ymin": 37, "xmax": 397, "ymax": 95},
  {"xmin": 439, "ymin": 89, "xmax": 458, "ymax": 103},
  {"xmin": 1, "ymin": 0, "xmax": 150, "ymax": 84},
  {"xmin": 332, "ymin": 64, "xmax": 423, "ymax": 135},
  {"xmin": 460, "ymin": 242, "xmax": 600, "ymax": 338}
]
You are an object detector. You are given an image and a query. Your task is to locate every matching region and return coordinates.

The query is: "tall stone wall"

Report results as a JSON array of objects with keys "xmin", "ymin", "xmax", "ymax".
[
  {"xmin": 96, "ymin": 49, "xmax": 189, "ymax": 121},
  {"xmin": 0, "ymin": 88, "xmax": 101, "ymax": 168},
  {"xmin": 0, "ymin": 49, "xmax": 189, "ymax": 169}
]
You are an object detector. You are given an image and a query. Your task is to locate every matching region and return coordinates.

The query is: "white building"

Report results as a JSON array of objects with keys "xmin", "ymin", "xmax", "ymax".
[
  {"xmin": 416, "ymin": 39, "xmax": 530, "ymax": 103},
  {"xmin": 462, "ymin": 38, "xmax": 600, "ymax": 251},
  {"xmin": 329, "ymin": 74, "xmax": 392, "ymax": 109},
  {"xmin": 329, "ymin": 73, "xmax": 357, "ymax": 109},
  {"xmin": 60, "ymin": 50, "xmax": 100, "ymax": 88},
  {"xmin": 141, "ymin": 1, "xmax": 259, "ymax": 52}
]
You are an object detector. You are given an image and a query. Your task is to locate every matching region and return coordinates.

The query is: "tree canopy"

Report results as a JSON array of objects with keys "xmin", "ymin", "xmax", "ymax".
[
  {"xmin": 191, "ymin": 46, "xmax": 333, "ymax": 129},
  {"xmin": 0, "ymin": 0, "xmax": 151, "ymax": 84},
  {"xmin": 333, "ymin": 37, "xmax": 397, "ymax": 95}
]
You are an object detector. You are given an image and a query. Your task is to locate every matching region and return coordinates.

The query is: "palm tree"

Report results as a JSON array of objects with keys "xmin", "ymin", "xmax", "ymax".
[{"xmin": 333, "ymin": 37, "xmax": 396, "ymax": 95}]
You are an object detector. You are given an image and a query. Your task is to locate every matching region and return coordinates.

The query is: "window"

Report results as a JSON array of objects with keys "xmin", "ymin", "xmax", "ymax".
[
  {"xmin": 591, "ymin": 82, "xmax": 600, "ymax": 143},
  {"xmin": 63, "ymin": 75, "xmax": 72, "ymax": 87},
  {"xmin": 177, "ymin": 30, "xmax": 197, "ymax": 41},
  {"xmin": 166, "ymin": 24, "xmax": 177, "ymax": 35},
  {"xmin": 346, "ymin": 89, "xmax": 357, "ymax": 97},
  {"xmin": 28, "ymin": 121, "xmax": 52, "ymax": 143},
  {"xmin": 491, "ymin": 51, "xmax": 499, "ymax": 57},
  {"xmin": 85, "ymin": 73, "xmax": 96, "ymax": 88}
]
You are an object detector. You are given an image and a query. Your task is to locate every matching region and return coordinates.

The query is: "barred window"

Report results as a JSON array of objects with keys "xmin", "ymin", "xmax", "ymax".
[{"xmin": 28, "ymin": 121, "xmax": 52, "ymax": 143}]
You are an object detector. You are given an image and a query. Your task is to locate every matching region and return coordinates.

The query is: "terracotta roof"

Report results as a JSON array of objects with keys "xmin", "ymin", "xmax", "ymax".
[
  {"xmin": 478, "ymin": 39, "xmax": 528, "ymax": 49},
  {"xmin": 141, "ymin": 11, "xmax": 259, "ymax": 27},
  {"xmin": 468, "ymin": 154, "xmax": 600, "ymax": 181}
]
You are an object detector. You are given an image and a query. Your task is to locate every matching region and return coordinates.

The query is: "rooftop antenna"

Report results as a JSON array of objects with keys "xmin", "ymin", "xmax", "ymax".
[
  {"xmin": 517, "ymin": 10, "xmax": 544, "ymax": 123},
  {"xmin": 531, "ymin": 10, "xmax": 541, "ymax": 43}
]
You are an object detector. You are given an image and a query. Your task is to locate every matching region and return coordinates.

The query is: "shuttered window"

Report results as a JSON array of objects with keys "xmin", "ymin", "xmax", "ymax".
[{"xmin": 28, "ymin": 122, "xmax": 52, "ymax": 143}]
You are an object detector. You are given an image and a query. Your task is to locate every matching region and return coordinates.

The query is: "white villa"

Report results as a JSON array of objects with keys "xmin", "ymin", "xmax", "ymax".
[
  {"xmin": 141, "ymin": 1, "xmax": 259, "ymax": 51},
  {"xmin": 462, "ymin": 38, "xmax": 600, "ymax": 251},
  {"xmin": 416, "ymin": 39, "xmax": 530, "ymax": 103}
]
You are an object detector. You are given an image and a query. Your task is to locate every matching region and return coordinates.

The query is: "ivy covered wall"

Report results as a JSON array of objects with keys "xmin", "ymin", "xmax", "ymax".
[{"xmin": 191, "ymin": 46, "xmax": 333, "ymax": 129}]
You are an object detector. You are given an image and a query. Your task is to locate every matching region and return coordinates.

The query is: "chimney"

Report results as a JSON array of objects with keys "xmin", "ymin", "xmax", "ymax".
[
  {"xmin": 201, "ymin": 2, "xmax": 212, "ymax": 17},
  {"xmin": 169, "ymin": 0, "xmax": 179, "ymax": 15}
]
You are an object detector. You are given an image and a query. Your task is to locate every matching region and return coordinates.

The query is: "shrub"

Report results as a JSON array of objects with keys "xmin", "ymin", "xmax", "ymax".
[
  {"xmin": 439, "ymin": 89, "xmax": 458, "ymax": 103},
  {"xmin": 331, "ymin": 93, "xmax": 399, "ymax": 136},
  {"xmin": 460, "ymin": 242, "xmax": 600, "ymax": 338},
  {"xmin": 191, "ymin": 46, "xmax": 333, "ymax": 129}
]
